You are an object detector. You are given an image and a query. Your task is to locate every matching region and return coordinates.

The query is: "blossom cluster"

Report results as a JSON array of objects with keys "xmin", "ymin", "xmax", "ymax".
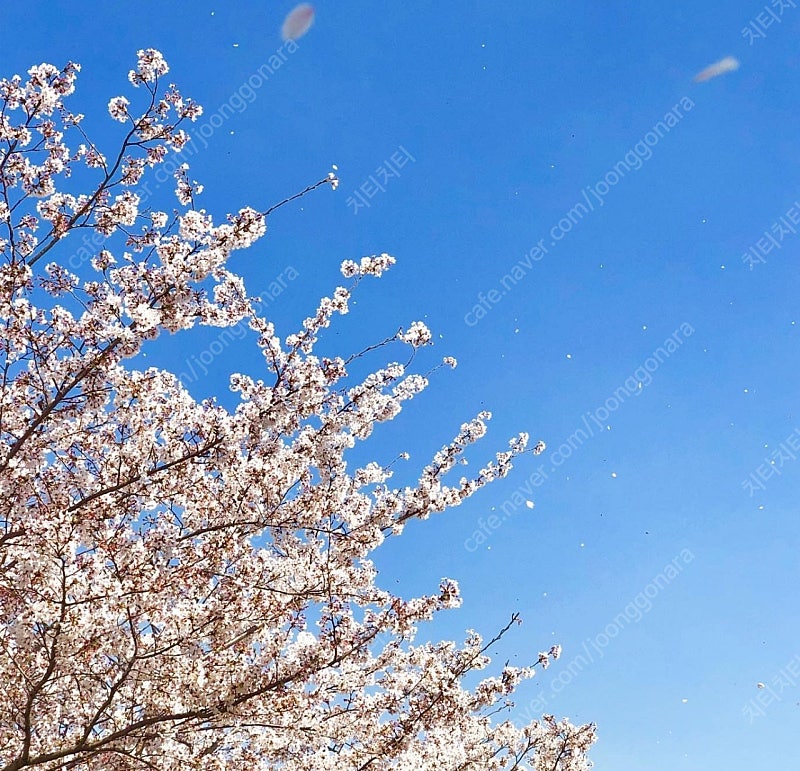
[{"xmin": 0, "ymin": 52, "xmax": 595, "ymax": 770}]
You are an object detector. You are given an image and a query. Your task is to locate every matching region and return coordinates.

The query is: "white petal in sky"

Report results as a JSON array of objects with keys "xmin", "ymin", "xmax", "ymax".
[
  {"xmin": 282, "ymin": 4, "xmax": 315, "ymax": 41},
  {"xmin": 694, "ymin": 56, "xmax": 740, "ymax": 83}
]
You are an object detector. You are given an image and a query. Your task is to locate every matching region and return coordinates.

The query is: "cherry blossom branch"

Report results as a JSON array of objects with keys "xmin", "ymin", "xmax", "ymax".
[
  {"xmin": 0, "ymin": 51, "xmax": 595, "ymax": 771},
  {"xmin": 262, "ymin": 175, "xmax": 337, "ymax": 219}
]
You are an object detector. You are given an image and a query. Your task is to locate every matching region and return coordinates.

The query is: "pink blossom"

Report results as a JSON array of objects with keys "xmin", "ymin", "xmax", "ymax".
[
  {"xmin": 281, "ymin": 4, "xmax": 315, "ymax": 41},
  {"xmin": 0, "ymin": 50, "xmax": 596, "ymax": 771}
]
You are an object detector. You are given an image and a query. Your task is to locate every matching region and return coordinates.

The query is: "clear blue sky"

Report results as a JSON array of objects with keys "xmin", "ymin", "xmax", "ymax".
[{"xmin": 7, "ymin": 1, "xmax": 800, "ymax": 767}]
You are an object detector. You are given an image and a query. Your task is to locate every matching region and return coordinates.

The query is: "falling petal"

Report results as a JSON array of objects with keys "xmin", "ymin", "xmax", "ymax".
[
  {"xmin": 282, "ymin": 4, "xmax": 315, "ymax": 41},
  {"xmin": 694, "ymin": 56, "xmax": 739, "ymax": 83}
]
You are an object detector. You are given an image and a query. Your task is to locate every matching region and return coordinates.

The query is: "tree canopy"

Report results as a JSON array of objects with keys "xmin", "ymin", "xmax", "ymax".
[{"xmin": 0, "ymin": 50, "xmax": 596, "ymax": 770}]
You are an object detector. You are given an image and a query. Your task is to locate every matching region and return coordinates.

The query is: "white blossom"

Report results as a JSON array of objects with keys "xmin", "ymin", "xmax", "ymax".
[
  {"xmin": 0, "ymin": 50, "xmax": 596, "ymax": 771},
  {"xmin": 400, "ymin": 320, "xmax": 432, "ymax": 347},
  {"xmin": 107, "ymin": 95, "xmax": 129, "ymax": 121},
  {"xmin": 129, "ymin": 47, "xmax": 169, "ymax": 86}
]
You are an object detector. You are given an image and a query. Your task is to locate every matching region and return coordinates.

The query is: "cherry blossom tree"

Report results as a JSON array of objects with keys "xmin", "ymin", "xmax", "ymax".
[{"xmin": 0, "ymin": 50, "xmax": 596, "ymax": 770}]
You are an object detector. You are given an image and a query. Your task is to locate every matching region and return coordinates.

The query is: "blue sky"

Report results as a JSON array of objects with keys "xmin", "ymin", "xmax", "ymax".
[{"xmin": 7, "ymin": 1, "xmax": 800, "ymax": 767}]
